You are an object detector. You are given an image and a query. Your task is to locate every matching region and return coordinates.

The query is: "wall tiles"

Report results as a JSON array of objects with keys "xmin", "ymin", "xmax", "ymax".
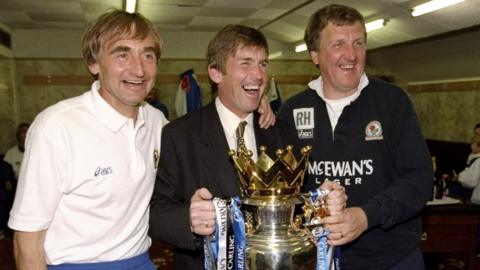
[
  {"xmin": 410, "ymin": 90, "xmax": 479, "ymax": 143},
  {"xmin": 0, "ymin": 59, "xmax": 15, "ymax": 153},
  {"xmin": 2, "ymin": 57, "xmax": 478, "ymax": 156}
]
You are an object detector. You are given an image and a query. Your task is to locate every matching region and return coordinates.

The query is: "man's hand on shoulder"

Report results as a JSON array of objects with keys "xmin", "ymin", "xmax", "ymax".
[{"xmin": 257, "ymin": 95, "xmax": 275, "ymax": 129}]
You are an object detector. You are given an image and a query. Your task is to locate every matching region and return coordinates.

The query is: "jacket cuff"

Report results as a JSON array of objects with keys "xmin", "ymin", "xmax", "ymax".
[
  {"xmin": 193, "ymin": 234, "xmax": 204, "ymax": 251},
  {"xmin": 361, "ymin": 201, "xmax": 382, "ymax": 230}
]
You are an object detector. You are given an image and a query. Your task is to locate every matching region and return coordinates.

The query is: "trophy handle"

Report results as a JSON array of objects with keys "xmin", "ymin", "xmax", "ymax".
[
  {"xmin": 299, "ymin": 189, "xmax": 330, "ymax": 226},
  {"xmin": 292, "ymin": 193, "xmax": 336, "ymax": 270},
  {"xmin": 290, "ymin": 188, "xmax": 331, "ymax": 245}
]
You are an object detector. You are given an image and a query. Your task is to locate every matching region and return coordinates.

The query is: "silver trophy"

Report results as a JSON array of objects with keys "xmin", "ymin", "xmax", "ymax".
[{"xmin": 216, "ymin": 145, "xmax": 333, "ymax": 270}]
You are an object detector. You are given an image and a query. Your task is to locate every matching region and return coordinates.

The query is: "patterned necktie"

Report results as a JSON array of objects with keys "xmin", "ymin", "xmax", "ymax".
[{"xmin": 235, "ymin": 121, "xmax": 248, "ymax": 152}]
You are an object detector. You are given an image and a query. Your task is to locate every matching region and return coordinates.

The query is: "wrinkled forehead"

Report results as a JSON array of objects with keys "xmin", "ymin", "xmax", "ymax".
[
  {"xmin": 103, "ymin": 26, "xmax": 151, "ymax": 49},
  {"xmin": 232, "ymin": 44, "xmax": 268, "ymax": 57},
  {"xmin": 324, "ymin": 20, "xmax": 366, "ymax": 37}
]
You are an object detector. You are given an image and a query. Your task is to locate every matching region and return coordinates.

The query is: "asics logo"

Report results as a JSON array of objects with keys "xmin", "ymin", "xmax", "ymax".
[{"xmin": 94, "ymin": 167, "xmax": 113, "ymax": 177}]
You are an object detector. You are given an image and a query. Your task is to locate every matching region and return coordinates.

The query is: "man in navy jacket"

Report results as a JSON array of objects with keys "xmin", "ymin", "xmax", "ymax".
[{"xmin": 279, "ymin": 4, "xmax": 432, "ymax": 270}]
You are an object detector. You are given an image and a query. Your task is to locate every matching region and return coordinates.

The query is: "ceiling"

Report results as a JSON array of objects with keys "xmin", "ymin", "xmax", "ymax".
[{"xmin": 0, "ymin": 0, "xmax": 479, "ymax": 51}]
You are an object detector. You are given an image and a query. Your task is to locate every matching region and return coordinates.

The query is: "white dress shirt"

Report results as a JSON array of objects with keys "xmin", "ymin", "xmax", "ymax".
[{"xmin": 215, "ymin": 97, "xmax": 258, "ymax": 161}]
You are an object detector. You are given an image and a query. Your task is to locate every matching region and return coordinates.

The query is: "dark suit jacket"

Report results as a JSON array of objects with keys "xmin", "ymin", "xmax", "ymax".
[{"xmin": 149, "ymin": 102, "xmax": 297, "ymax": 270}]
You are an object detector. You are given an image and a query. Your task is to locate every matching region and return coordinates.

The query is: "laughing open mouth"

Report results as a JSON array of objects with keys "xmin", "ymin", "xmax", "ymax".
[
  {"xmin": 123, "ymin": 80, "xmax": 145, "ymax": 85},
  {"xmin": 243, "ymin": 84, "xmax": 260, "ymax": 92},
  {"xmin": 339, "ymin": 64, "xmax": 355, "ymax": 70}
]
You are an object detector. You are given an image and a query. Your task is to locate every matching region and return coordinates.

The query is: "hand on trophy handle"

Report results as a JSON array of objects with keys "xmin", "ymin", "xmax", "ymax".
[
  {"xmin": 324, "ymin": 207, "xmax": 368, "ymax": 246},
  {"xmin": 189, "ymin": 188, "xmax": 217, "ymax": 236},
  {"xmin": 320, "ymin": 180, "xmax": 347, "ymax": 216}
]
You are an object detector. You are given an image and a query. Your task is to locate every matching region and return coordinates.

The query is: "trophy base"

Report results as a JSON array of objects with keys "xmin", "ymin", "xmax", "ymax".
[{"xmin": 245, "ymin": 227, "xmax": 316, "ymax": 270}]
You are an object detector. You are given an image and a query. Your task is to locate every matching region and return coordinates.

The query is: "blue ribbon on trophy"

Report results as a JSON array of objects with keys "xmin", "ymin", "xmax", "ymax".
[
  {"xmin": 334, "ymin": 246, "xmax": 341, "ymax": 269},
  {"xmin": 204, "ymin": 236, "xmax": 215, "ymax": 270},
  {"xmin": 204, "ymin": 199, "xmax": 221, "ymax": 270},
  {"xmin": 309, "ymin": 188, "xmax": 332, "ymax": 270},
  {"xmin": 231, "ymin": 197, "xmax": 246, "ymax": 270},
  {"xmin": 205, "ymin": 198, "xmax": 229, "ymax": 270},
  {"xmin": 312, "ymin": 230, "xmax": 341, "ymax": 270},
  {"xmin": 312, "ymin": 226, "xmax": 330, "ymax": 270},
  {"xmin": 306, "ymin": 188, "xmax": 341, "ymax": 270},
  {"xmin": 205, "ymin": 197, "xmax": 246, "ymax": 270}
]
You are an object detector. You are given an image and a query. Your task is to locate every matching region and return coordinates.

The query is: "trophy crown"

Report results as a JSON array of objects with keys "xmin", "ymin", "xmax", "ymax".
[{"xmin": 229, "ymin": 145, "xmax": 311, "ymax": 199}]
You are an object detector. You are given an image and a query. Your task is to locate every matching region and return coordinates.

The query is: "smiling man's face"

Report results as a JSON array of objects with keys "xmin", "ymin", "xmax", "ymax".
[
  {"xmin": 310, "ymin": 21, "xmax": 366, "ymax": 99},
  {"xmin": 210, "ymin": 45, "xmax": 268, "ymax": 118},
  {"xmin": 88, "ymin": 35, "xmax": 158, "ymax": 118}
]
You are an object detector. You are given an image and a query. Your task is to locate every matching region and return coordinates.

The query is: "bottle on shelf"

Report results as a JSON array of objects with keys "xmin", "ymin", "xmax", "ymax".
[
  {"xmin": 432, "ymin": 156, "xmax": 444, "ymax": 200},
  {"xmin": 434, "ymin": 175, "xmax": 445, "ymax": 200},
  {"xmin": 430, "ymin": 156, "xmax": 437, "ymax": 201}
]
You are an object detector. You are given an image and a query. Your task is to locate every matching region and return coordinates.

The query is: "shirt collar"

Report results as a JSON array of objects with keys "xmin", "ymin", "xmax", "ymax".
[
  {"xmin": 309, "ymin": 73, "xmax": 369, "ymax": 102},
  {"xmin": 469, "ymin": 152, "xmax": 480, "ymax": 160},
  {"xmin": 215, "ymin": 97, "xmax": 254, "ymax": 138},
  {"xmin": 89, "ymin": 80, "xmax": 145, "ymax": 133}
]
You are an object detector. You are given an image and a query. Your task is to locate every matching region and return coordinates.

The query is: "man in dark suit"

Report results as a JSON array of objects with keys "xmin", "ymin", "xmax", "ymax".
[{"xmin": 149, "ymin": 24, "xmax": 345, "ymax": 270}]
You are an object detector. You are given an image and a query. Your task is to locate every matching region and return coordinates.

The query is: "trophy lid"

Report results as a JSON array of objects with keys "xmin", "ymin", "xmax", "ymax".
[{"xmin": 229, "ymin": 145, "xmax": 311, "ymax": 199}]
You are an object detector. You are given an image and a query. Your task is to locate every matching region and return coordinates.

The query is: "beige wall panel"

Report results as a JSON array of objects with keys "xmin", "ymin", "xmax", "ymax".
[
  {"xmin": 410, "ymin": 90, "xmax": 480, "ymax": 143},
  {"xmin": 0, "ymin": 59, "xmax": 15, "ymax": 154},
  {"xmin": 12, "ymin": 58, "xmax": 318, "ymax": 123},
  {"xmin": 16, "ymin": 57, "xmax": 478, "ymax": 151},
  {"xmin": 16, "ymin": 59, "xmax": 90, "ymax": 124},
  {"xmin": 269, "ymin": 60, "xmax": 318, "ymax": 102},
  {"xmin": 16, "ymin": 56, "xmax": 478, "ymax": 146},
  {"xmin": 20, "ymin": 85, "xmax": 88, "ymax": 123}
]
